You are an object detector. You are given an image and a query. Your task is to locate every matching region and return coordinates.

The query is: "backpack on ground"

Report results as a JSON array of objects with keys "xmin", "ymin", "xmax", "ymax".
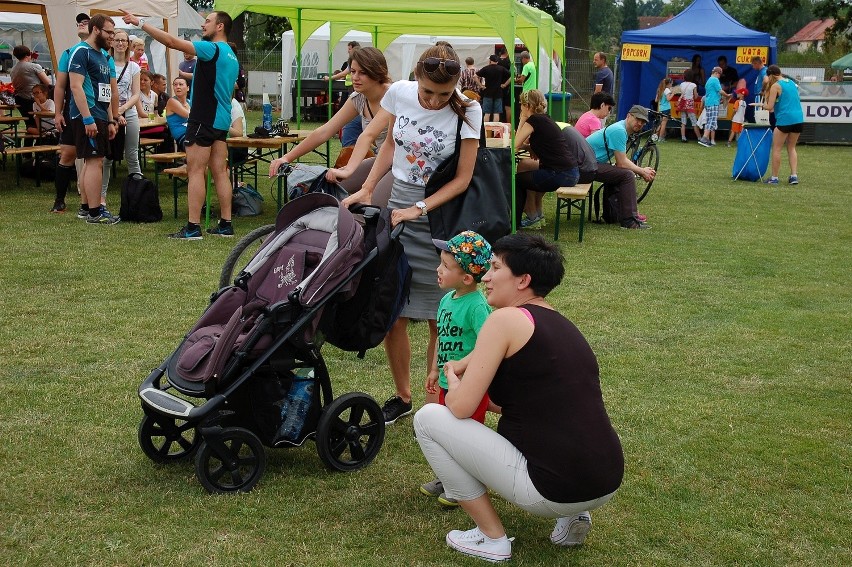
[
  {"xmin": 232, "ymin": 183, "xmax": 264, "ymax": 216},
  {"xmin": 593, "ymin": 183, "xmax": 620, "ymax": 224},
  {"xmin": 320, "ymin": 207, "xmax": 412, "ymax": 358},
  {"xmin": 120, "ymin": 173, "xmax": 163, "ymax": 222}
]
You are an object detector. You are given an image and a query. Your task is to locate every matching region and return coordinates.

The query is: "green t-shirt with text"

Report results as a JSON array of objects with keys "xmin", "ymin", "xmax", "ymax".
[{"xmin": 436, "ymin": 290, "xmax": 491, "ymax": 389}]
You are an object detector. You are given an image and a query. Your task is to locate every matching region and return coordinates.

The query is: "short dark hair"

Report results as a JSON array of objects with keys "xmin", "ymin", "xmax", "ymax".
[
  {"xmin": 465, "ymin": 56, "xmax": 475, "ymax": 65},
  {"xmin": 595, "ymin": 52, "xmax": 608, "ymax": 63},
  {"xmin": 348, "ymin": 41, "xmax": 360, "ymax": 49},
  {"xmin": 718, "ymin": 55, "xmax": 728, "ymax": 64},
  {"xmin": 211, "ymin": 11, "xmax": 233, "ymax": 36},
  {"xmin": 88, "ymin": 14, "xmax": 111, "ymax": 34},
  {"xmin": 491, "ymin": 233, "xmax": 564, "ymax": 297},
  {"xmin": 31, "ymin": 83, "xmax": 47, "ymax": 94},
  {"xmin": 590, "ymin": 91, "xmax": 615, "ymax": 110},
  {"xmin": 12, "ymin": 45, "xmax": 30, "ymax": 60}
]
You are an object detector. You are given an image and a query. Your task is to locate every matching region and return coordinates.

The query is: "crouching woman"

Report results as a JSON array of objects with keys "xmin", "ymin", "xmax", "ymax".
[{"xmin": 414, "ymin": 233, "xmax": 624, "ymax": 563}]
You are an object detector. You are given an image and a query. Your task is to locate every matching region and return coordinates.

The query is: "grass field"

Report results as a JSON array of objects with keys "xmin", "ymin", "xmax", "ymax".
[{"xmin": 1, "ymin": 131, "xmax": 850, "ymax": 566}]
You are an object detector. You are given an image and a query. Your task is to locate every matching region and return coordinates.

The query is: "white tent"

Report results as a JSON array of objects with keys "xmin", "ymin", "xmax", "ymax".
[
  {"xmin": 0, "ymin": 1, "xmax": 202, "ymax": 84},
  {"xmin": 280, "ymin": 23, "xmax": 563, "ymax": 119}
]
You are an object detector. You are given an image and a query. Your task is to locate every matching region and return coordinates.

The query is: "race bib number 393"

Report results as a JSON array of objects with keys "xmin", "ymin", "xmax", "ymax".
[{"xmin": 97, "ymin": 83, "xmax": 112, "ymax": 103}]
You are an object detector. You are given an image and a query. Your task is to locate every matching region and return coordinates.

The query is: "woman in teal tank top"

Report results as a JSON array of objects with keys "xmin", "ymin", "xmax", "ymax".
[{"xmin": 763, "ymin": 65, "xmax": 803, "ymax": 185}]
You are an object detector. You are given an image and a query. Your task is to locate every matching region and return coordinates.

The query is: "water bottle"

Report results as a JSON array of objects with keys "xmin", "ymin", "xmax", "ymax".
[
  {"xmin": 262, "ymin": 93, "xmax": 272, "ymax": 131},
  {"xmin": 276, "ymin": 368, "xmax": 314, "ymax": 442}
]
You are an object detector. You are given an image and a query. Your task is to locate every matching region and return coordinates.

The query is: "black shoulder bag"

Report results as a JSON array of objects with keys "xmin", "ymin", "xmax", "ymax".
[{"xmin": 424, "ymin": 117, "xmax": 511, "ymax": 244}]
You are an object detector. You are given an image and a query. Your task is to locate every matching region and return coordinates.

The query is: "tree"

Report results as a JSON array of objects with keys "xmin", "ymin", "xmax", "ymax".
[
  {"xmin": 565, "ymin": 0, "xmax": 592, "ymax": 54},
  {"xmin": 814, "ymin": 0, "xmax": 852, "ymax": 47},
  {"xmin": 588, "ymin": 0, "xmax": 622, "ymax": 52},
  {"xmin": 638, "ymin": 0, "xmax": 666, "ymax": 17},
  {"xmin": 524, "ymin": 0, "xmax": 560, "ymax": 17},
  {"xmin": 622, "ymin": 0, "xmax": 640, "ymax": 31}
]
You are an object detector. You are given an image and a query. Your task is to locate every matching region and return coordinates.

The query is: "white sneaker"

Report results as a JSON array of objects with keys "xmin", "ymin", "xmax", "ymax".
[
  {"xmin": 446, "ymin": 526, "xmax": 512, "ymax": 563},
  {"xmin": 550, "ymin": 512, "xmax": 592, "ymax": 547}
]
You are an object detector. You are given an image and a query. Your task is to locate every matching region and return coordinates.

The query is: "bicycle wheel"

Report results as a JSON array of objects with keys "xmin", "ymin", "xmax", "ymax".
[
  {"xmin": 626, "ymin": 136, "xmax": 641, "ymax": 163},
  {"xmin": 635, "ymin": 144, "xmax": 659, "ymax": 203},
  {"xmin": 219, "ymin": 224, "xmax": 275, "ymax": 288}
]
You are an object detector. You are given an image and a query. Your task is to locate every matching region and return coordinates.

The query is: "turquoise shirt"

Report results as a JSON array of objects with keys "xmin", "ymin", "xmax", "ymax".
[
  {"xmin": 67, "ymin": 44, "xmax": 114, "ymax": 121},
  {"xmin": 705, "ymin": 76, "xmax": 723, "ymax": 106},
  {"xmin": 774, "ymin": 78, "xmax": 804, "ymax": 126},
  {"xmin": 586, "ymin": 120, "xmax": 628, "ymax": 163},
  {"xmin": 190, "ymin": 41, "xmax": 239, "ymax": 131}
]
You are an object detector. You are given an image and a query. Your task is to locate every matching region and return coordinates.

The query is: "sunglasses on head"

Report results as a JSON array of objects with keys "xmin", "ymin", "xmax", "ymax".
[{"xmin": 420, "ymin": 57, "xmax": 461, "ymax": 76}]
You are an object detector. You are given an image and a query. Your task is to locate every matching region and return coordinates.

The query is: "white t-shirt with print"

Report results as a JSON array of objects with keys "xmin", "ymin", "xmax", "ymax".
[
  {"xmin": 381, "ymin": 81, "xmax": 482, "ymax": 186},
  {"xmin": 139, "ymin": 90, "xmax": 156, "ymax": 115},
  {"xmin": 115, "ymin": 60, "xmax": 141, "ymax": 117}
]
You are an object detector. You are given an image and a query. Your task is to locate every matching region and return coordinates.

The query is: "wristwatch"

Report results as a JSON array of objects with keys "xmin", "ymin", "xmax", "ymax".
[
  {"xmin": 415, "ymin": 201, "xmax": 428, "ymax": 216},
  {"xmin": 138, "ymin": 18, "xmax": 147, "ymax": 28}
]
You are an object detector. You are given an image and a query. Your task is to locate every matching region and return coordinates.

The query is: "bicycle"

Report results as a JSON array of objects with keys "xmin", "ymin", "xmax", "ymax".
[{"xmin": 624, "ymin": 108, "xmax": 679, "ymax": 203}]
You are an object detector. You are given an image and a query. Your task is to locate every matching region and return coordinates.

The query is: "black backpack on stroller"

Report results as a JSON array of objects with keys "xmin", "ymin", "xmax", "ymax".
[{"xmin": 320, "ymin": 207, "xmax": 412, "ymax": 357}]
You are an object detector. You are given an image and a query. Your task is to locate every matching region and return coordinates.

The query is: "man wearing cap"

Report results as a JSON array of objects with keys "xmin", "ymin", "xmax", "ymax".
[
  {"xmin": 122, "ymin": 9, "xmax": 239, "ymax": 240},
  {"xmin": 698, "ymin": 66, "xmax": 728, "ymax": 147},
  {"xmin": 584, "ymin": 105, "xmax": 655, "ymax": 229},
  {"xmin": 477, "ymin": 55, "xmax": 511, "ymax": 122}
]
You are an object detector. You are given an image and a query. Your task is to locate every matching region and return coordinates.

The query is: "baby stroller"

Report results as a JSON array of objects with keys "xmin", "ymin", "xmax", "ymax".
[{"xmin": 137, "ymin": 193, "xmax": 401, "ymax": 493}]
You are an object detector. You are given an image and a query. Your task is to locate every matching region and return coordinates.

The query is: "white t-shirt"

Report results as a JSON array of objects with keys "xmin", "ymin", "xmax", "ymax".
[
  {"xmin": 33, "ymin": 98, "xmax": 56, "ymax": 131},
  {"xmin": 680, "ymin": 81, "xmax": 697, "ymax": 101},
  {"xmin": 732, "ymin": 99, "xmax": 746, "ymax": 124},
  {"xmin": 115, "ymin": 60, "xmax": 141, "ymax": 117},
  {"xmin": 381, "ymin": 81, "xmax": 482, "ymax": 186},
  {"xmin": 139, "ymin": 90, "xmax": 156, "ymax": 115},
  {"xmin": 230, "ymin": 98, "xmax": 246, "ymax": 137}
]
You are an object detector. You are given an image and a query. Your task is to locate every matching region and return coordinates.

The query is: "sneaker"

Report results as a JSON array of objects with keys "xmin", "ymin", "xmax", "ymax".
[
  {"xmin": 621, "ymin": 220, "xmax": 651, "ymax": 230},
  {"xmin": 550, "ymin": 512, "xmax": 592, "ymax": 547},
  {"xmin": 681, "ymin": 138, "xmax": 688, "ymax": 143},
  {"xmin": 446, "ymin": 527, "xmax": 511, "ymax": 563},
  {"xmin": 206, "ymin": 223, "xmax": 234, "ymax": 237},
  {"xmin": 788, "ymin": 175, "xmax": 799, "ymax": 185},
  {"xmin": 520, "ymin": 215, "xmax": 543, "ymax": 230},
  {"xmin": 636, "ymin": 213, "xmax": 647, "ymax": 222},
  {"xmin": 710, "ymin": 140, "xmax": 717, "ymax": 146},
  {"xmin": 697, "ymin": 138, "xmax": 711, "ymax": 147},
  {"xmin": 86, "ymin": 211, "xmax": 120, "ymax": 225},
  {"xmin": 420, "ymin": 478, "xmax": 444, "ymax": 498},
  {"xmin": 765, "ymin": 177, "xmax": 779, "ymax": 185},
  {"xmin": 438, "ymin": 493, "xmax": 460, "ymax": 508},
  {"xmin": 76, "ymin": 207, "xmax": 89, "ymax": 219},
  {"xmin": 726, "ymin": 142, "xmax": 732, "ymax": 147},
  {"xmin": 382, "ymin": 395, "xmax": 412, "ymax": 424},
  {"xmin": 168, "ymin": 225, "xmax": 203, "ymax": 240},
  {"xmin": 50, "ymin": 201, "xmax": 67, "ymax": 214}
]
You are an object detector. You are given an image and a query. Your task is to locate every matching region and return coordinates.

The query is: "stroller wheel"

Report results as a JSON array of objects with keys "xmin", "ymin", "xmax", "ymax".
[
  {"xmin": 316, "ymin": 392, "xmax": 386, "ymax": 472},
  {"xmin": 194, "ymin": 427, "xmax": 266, "ymax": 493},
  {"xmin": 138, "ymin": 414, "xmax": 199, "ymax": 463}
]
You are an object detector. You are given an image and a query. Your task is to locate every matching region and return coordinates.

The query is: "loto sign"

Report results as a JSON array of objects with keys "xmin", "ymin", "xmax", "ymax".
[
  {"xmin": 621, "ymin": 43, "xmax": 652, "ymax": 62},
  {"xmin": 736, "ymin": 46, "xmax": 768, "ymax": 65}
]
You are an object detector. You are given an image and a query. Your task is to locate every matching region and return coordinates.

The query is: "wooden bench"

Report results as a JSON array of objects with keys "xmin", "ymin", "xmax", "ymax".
[
  {"xmin": 2, "ymin": 144, "xmax": 60, "ymax": 186},
  {"xmin": 149, "ymin": 152, "xmax": 186, "ymax": 194},
  {"xmin": 139, "ymin": 137, "xmax": 167, "ymax": 166},
  {"xmin": 162, "ymin": 165, "xmax": 189, "ymax": 219},
  {"xmin": 553, "ymin": 183, "xmax": 593, "ymax": 242}
]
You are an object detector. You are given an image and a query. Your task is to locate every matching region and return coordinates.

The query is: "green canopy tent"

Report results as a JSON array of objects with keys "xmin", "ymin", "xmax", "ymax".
[
  {"xmin": 831, "ymin": 51, "xmax": 852, "ymax": 70},
  {"xmin": 214, "ymin": 1, "xmax": 567, "ymax": 229}
]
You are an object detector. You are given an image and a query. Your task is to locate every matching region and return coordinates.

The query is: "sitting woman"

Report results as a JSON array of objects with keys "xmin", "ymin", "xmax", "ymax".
[
  {"xmin": 514, "ymin": 89, "xmax": 579, "ymax": 229},
  {"xmin": 414, "ymin": 233, "xmax": 624, "ymax": 563},
  {"xmin": 165, "ymin": 77, "xmax": 190, "ymax": 150}
]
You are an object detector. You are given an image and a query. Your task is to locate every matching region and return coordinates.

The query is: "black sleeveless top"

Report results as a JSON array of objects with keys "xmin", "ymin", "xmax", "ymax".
[{"xmin": 488, "ymin": 305, "xmax": 624, "ymax": 503}]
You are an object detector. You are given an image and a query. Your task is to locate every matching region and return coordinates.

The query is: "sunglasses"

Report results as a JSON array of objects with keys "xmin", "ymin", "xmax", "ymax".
[{"xmin": 420, "ymin": 57, "xmax": 460, "ymax": 76}]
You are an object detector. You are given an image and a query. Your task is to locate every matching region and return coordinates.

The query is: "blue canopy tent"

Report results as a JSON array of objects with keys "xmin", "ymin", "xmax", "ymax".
[{"xmin": 617, "ymin": 0, "xmax": 776, "ymax": 120}]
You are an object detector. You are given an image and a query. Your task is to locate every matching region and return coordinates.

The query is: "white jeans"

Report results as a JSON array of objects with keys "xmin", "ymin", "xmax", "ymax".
[
  {"xmin": 414, "ymin": 403, "xmax": 616, "ymax": 518},
  {"xmin": 101, "ymin": 112, "xmax": 141, "ymax": 198}
]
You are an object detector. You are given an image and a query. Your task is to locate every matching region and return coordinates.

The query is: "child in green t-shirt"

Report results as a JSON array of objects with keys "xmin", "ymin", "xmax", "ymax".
[{"xmin": 420, "ymin": 231, "xmax": 492, "ymax": 508}]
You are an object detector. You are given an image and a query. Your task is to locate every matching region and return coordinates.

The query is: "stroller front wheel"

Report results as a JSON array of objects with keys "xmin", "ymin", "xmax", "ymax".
[
  {"xmin": 194, "ymin": 426, "xmax": 267, "ymax": 493},
  {"xmin": 138, "ymin": 414, "xmax": 200, "ymax": 463},
  {"xmin": 316, "ymin": 392, "xmax": 386, "ymax": 472}
]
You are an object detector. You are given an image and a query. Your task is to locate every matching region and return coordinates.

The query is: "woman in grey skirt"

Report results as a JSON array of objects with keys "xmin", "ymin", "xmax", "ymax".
[{"xmin": 343, "ymin": 44, "xmax": 483, "ymax": 424}]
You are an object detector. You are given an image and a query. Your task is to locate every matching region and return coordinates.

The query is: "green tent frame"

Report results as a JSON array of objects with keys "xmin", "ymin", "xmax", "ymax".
[{"xmin": 214, "ymin": 0, "xmax": 567, "ymax": 230}]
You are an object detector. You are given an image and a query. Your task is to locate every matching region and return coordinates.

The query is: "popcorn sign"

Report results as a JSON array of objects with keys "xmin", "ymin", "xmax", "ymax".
[{"xmin": 621, "ymin": 43, "xmax": 652, "ymax": 62}]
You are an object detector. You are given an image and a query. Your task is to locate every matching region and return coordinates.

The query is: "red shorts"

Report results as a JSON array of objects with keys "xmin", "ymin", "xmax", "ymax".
[
  {"xmin": 731, "ymin": 122, "xmax": 744, "ymax": 134},
  {"xmin": 439, "ymin": 388, "xmax": 489, "ymax": 424}
]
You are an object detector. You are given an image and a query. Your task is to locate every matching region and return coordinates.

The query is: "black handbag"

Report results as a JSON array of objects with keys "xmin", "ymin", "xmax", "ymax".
[{"xmin": 424, "ymin": 118, "xmax": 511, "ymax": 244}]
